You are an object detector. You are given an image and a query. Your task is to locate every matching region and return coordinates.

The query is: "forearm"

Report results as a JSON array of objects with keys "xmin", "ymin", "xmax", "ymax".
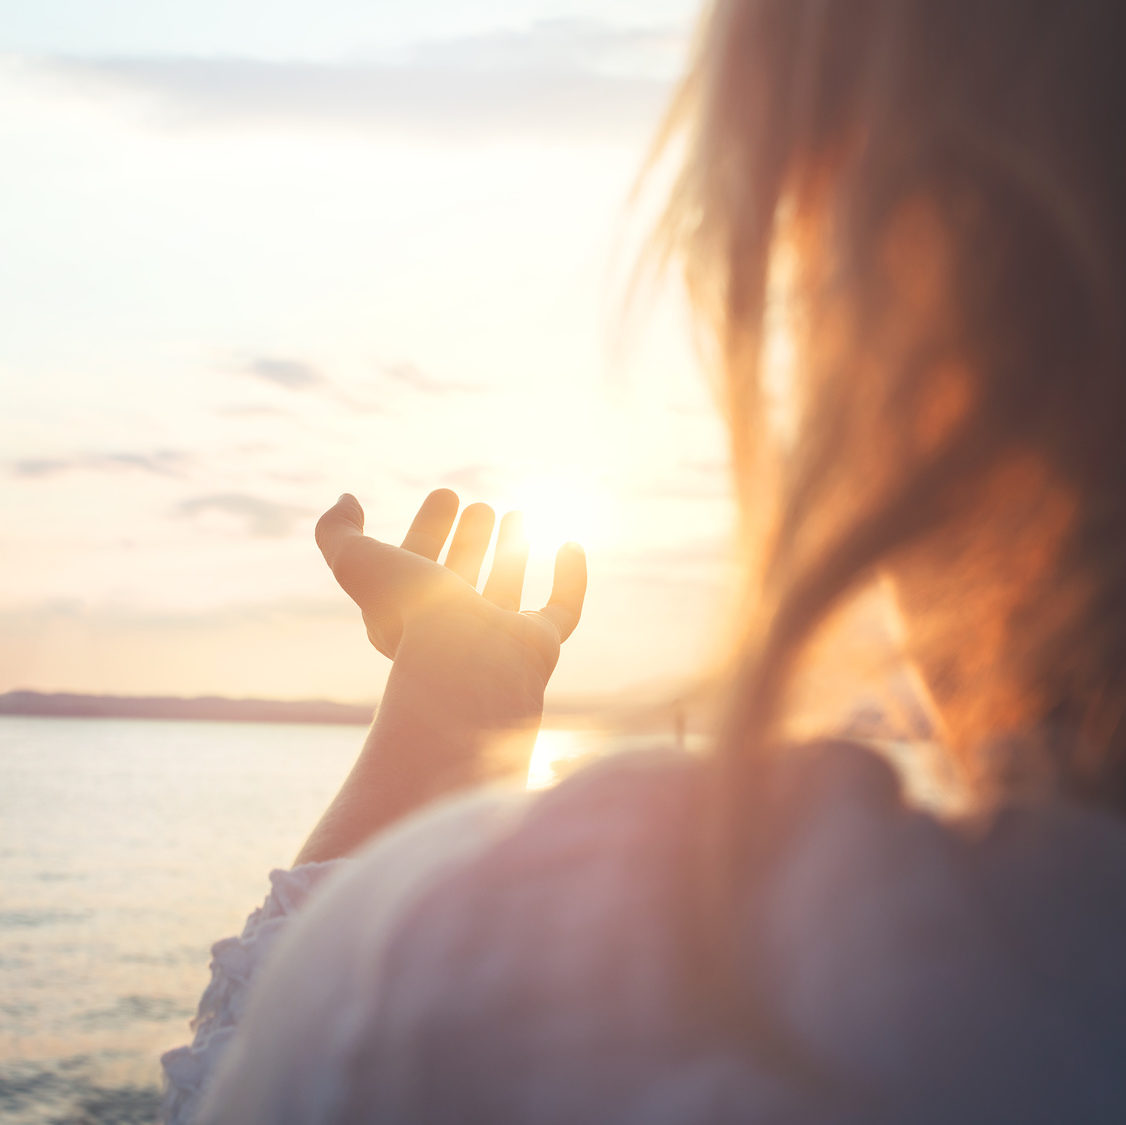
[
  {"xmin": 295, "ymin": 629, "xmax": 543, "ymax": 865},
  {"xmin": 294, "ymin": 709, "xmax": 528, "ymax": 866}
]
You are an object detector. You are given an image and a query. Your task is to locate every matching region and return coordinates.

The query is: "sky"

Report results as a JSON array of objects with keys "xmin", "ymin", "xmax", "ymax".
[{"xmin": 0, "ymin": 0, "xmax": 740, "ymax": 706}]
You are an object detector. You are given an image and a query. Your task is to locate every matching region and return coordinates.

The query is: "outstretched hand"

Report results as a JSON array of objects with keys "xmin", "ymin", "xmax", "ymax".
[
  {"xmin": 315, "ymin": 489, "xmax": 586, "ymax": 723},
  {"xmin": 295, "ymin": 489, "xmax": 585, "ymax": 863}
]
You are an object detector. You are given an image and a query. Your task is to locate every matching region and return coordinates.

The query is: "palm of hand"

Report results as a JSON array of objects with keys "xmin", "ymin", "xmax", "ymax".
[{"xmin": 316, "ymin": 490, "xmax": 586, "ymax": 714}]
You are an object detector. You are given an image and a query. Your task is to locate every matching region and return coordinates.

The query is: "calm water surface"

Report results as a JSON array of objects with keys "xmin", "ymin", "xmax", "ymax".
[
  {"xmin": 0, "ymin": 715, "xmax": 616, "ymax": 1124},
  {"xmin": 0, "ymin": 717, "xmax": 368, "ymax": 1123}
]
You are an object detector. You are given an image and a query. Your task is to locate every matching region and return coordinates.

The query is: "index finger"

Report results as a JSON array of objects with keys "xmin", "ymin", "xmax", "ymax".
[{"xmin": 401, "ymin": 488, "xmax": 460, "ymax": 560}]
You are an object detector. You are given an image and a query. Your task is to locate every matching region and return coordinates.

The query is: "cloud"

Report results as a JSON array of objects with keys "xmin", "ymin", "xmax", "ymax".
[
  {"xmin": 213, "ymin": 403, "xmax": 290, "ymax": 418},
  {"xmin": 601, "ymin": 536, "xmax": 732, "ymax": 589},
  {"xmin": 395, "ymin": 463, "xmax": 500, "ymax": 496},
  {"xmin": 41, "ymin": 20, "xmax": 681, "ymax": 141},
  {"xmin": 381, "ymin": 361, "xmax": 482, "ymax": 396},
  {"xmin": 441, "ymin": 464, "xmax": 499, "ymax": 494},
  {"xmin": 680, "ymin": 458, "xmax": 728, "ymax": 477},
  {"xmin": 226, "ymin": 355, "xmax": 390, "ymax": 415},
  {"xmin": 11, "ymin": 450, "xmax": 192, "ymax": 478},
  {"xmin": 634, "ymin": 458, "xmax": 733, "ymax": 502},
  {"xmin": 242, "ymin": 357, "xmax": 325, "ymax": 391},
  {"xmin": 0, "ymin": 595, "xmax": 351, "ymax": 634},
  {"xmin": 174, "ymin": 492, "xmax": 311, "ymax": 538}
]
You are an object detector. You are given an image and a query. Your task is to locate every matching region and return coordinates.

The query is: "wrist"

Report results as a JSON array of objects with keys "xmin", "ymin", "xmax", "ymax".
[
  {"xmin": 368, "ymin": 687, "xmax": 536, "ymax": 799},
  {"xmin": 294, "ymin": 672, "xmax": 537, "ymax": 866},
  {"xmin": 361, "ymin": 605, "xmax": 547, "ymax": 797},
  {"xmin": 386, "ymin": 606, "xmax": 547, "ymax": 734}
]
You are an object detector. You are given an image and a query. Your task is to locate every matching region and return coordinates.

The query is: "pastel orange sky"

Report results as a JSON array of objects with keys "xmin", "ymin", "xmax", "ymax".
[{"xmin": 0, "ymin": 0, "xmax": 740, "ymax": 704}]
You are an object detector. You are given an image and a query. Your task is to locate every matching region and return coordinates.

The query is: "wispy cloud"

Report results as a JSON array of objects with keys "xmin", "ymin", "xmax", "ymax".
[
  {"xmin": 226, "ymin": 354, "xmax": 388, "ymax": 415},
  {"xmin": 443, "ymin": 464, "xmax": 500, "ymax": 495},
  {"xmin": 11, "ymin": 450, "xmax": 192, "ymax": 479},
  {"xmin": 636, "ymin": 458, "xmax": 733, "ymax": 501},
  {"xmin": 41, "ymin": 20, "xmax": 681, "ymax": 141},
  {"xmin": 213, "ymin": 403, "xmax": 290, "ymax": 418},
  {"xmin": 395, "ymin": 463, "xmax": 500, "ymax": 496},
  {"xmin": 0, "ymin": 595, "xmax": 352, "ymax": 634},
  {"xmin": 174, "ymin": 492, "xmax": 311, "ymax": 538},
  {"xmin": 242, "ymin": 357, "xmax": 325, "ymax": 391},
  {"xmin": 382, "ymin": 361, "xmax": 483, "ymax": 396},
  {"xmin": 609, "ymin": 538, "xmax": 731, "ymax": 586}
]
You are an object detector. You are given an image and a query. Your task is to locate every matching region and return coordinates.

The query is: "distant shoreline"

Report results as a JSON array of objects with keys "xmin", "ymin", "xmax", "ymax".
[
  {"xmin": 0, "ymin": 687, "xmax": 717, "ymax": 734},
  {"xmin": 0, "ymin": 690, "xmax": 376, "ymax": 727}
]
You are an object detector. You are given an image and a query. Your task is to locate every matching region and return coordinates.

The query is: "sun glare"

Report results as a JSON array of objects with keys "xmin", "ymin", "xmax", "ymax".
[
  {"xmin": 502, "ymin": 469, "xmax": 614, "ymax": 557},
  {"xmin": 764, "ymin": 235, "xmax": 801, "ymax": 447},
  {"xmin": 526, "ymin": 728, "xmax": 601, "ymax": 790}
]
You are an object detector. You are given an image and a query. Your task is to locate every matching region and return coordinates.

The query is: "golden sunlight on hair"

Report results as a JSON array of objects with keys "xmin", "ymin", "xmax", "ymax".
[
  {"xmin": 887, "ymin": 450, "xmax": 1081, "ymax": 776},
  {"xmin": 763, "ymin": 234, "xmax": 802, "ymax": 448}
]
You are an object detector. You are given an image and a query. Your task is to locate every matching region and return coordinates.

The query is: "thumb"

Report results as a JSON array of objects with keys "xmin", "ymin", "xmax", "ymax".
[
  {"xmin": 315, "ymin": 493, "xmax": 365, "ymax": 569},
  {"xmin": 315, "ymin": 493, "xmax": 433, "ymax": 623}
]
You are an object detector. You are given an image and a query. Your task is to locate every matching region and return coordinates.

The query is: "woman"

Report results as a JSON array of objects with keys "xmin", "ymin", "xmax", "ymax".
[{"xmin": 163, "ymin": 1, "xmax": 1126, "ymax": 1120}]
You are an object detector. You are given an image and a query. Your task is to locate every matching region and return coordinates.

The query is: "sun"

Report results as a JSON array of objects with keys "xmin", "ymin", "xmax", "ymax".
[{"xmin": 499, "ymin": 468, "xmax": 614, "ymax": 558}]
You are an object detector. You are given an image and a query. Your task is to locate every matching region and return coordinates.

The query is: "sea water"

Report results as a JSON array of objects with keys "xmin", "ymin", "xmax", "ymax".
[{"xmin": 0, "ymin": 714, "xmax": 620, "ymax": 1124}]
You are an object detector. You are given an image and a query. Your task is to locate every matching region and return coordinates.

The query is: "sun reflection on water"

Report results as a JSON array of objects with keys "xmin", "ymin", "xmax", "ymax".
[{"xmin": 526, "ymin": 728, "xmax": 601, "ymax": 790}]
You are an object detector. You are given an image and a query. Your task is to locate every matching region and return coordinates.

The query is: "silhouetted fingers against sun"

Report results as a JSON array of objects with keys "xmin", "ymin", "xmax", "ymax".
[
  {"xmin": 443, "ymin": 502, "xmax": 496, "ymax": 587},
  {"xmin": 483, "ymin": 510, "xmax": 529, "ymax": 610},
  {"xmin": 400, "ymin": 488, "xmax": 460, "ymax": 560},
  {"xmin": 538, "ymin": 542, "xmax": 587, "ymax": 642}
]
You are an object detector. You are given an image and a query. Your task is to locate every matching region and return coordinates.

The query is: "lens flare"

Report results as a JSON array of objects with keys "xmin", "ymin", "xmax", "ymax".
[{"xmin": 501, "ymin": 469, "xmax": 613, "ymax": 557}]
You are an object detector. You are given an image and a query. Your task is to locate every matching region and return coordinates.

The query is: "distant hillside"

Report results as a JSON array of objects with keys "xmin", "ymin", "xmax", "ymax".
[{"xmin": 0, "ymin": 691, "xmax": 375, "ymax": 726}]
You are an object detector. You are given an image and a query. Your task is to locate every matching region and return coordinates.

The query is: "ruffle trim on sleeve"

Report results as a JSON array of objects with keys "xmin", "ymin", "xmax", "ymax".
[{"xmin": 160, "ymin": 861, "xmax": 344, "ymax": 1125}]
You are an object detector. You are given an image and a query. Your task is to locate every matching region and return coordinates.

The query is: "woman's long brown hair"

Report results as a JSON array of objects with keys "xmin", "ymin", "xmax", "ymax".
[{"xmin": 653, "ymin": 0, "xmax": 1126, "ymax": 1068}]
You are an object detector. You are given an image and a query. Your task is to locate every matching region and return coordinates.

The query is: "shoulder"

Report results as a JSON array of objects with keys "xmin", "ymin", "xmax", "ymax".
[
  {"xmin": 755, "ymin": 741, "xmax": 1126, "ymax": 1118},
  {"xmin": 387, "ymin": 739, "xmax": 903, "ymax": 958},
  {"xmin": 318, "ymin": 741, "xmax": 910, "ymax": 1120}
]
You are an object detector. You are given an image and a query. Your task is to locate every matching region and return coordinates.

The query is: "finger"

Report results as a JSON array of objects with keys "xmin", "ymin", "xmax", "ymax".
[
  {"xmin": 443, "ymin": 503, "xmax": 496, "ymax": 587},
  {"xmin": 482, "ymin": 511, "xmax": 528, "ymax": 610},
  {"xmin": 315, "ymin": 493, "xmax": 366, "ymax": 569},
  {"xmin": 537, "ymin": 542, "xmax": 587, "ymax": 642},
  {"xmin": 400, "ymin": 488, "xmax": 459, "ymax": 560}
]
